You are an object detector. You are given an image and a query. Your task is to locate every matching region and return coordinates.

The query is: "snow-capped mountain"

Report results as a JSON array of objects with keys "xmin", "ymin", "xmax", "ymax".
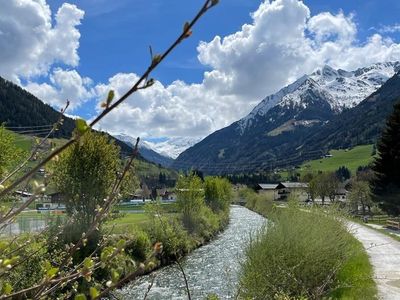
[
  {"xmin": 115, "ymin": 134, "xmax": 201, "ymax": 167},
  {"xmin": 174, "ymin": 62, "xmax": 400, "ymax": 174},
  {"xmin": 115, "ymin": 134, "xmax": 174, "ymax": 167},
  {"xmin": 239, "ymin": 61, "xmax": 400, "ymax": 133},
  {"xmin": 143, "ymin": 137, "xmax": 202, "ymax": 159}
]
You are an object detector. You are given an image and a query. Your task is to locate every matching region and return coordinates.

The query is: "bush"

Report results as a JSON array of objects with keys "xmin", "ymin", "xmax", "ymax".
[
  {"xmin": 107, "ymin": 231, "xmax": 151, "ymax": 262},
  {"xmin": 193, "ymin": 206, "xmax": 223, "ymax": 242},
  {"xmin": 125, "ymin": 230, "xmax": 151, "ymax": 262},
  {"xmin": 241, "ymin": 188, "xmax": 273, "ymax": 215},
  {"xmin": 5, "ymin": 236, "xmax": 47, "ymax": 295},
  {"xmin": 176, "ymin": 173, "xmax": 205, "ymax": 233},
  {"xmin": 146, "ymin": 216, "xmax": 193, "ymax": 260},
  {"xmin": 204, "ymin": 177, "xmax": 232, "ymax": 212},
  {"xmin": 239, "ymin": 207, "xmax": 355, "ymax": 299}
]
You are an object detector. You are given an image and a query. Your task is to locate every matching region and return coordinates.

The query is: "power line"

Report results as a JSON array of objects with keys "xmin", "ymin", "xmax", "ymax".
[
  {"xmin": 5, "ymin": 125, "xmax": 53, "ymax": 129},
  {"xmin": 12, "ymin": 129, "xmax": 53, "ymax": 135}
]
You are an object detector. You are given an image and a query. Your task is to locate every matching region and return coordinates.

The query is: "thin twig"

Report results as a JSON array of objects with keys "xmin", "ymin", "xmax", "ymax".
[
  {"xmin": 143, "ymin": 274, "xmax": 156, "ymax": 300},
  {"xmin": 176, "ymin": 260, "xmax": 191, "ymax": 300},
  {"xmin": 0, "ymin": 0, "xmax": 216, "ymax": 200}
]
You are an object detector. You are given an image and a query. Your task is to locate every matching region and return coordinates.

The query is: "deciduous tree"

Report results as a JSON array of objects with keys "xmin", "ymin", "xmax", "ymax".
[
  {"xmin": 349, "ymin": 180, "xmax": 373, "ymax": 215},
  {"xmin": 52, "ymin": 131, "xmax": 120, "ymax": 231}
]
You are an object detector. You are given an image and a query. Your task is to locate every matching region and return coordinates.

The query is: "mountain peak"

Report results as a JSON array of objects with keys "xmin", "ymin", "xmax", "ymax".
[
  {"xmin": 238, "ymin": 61, "xmax": 399, "ymax": 134},
  {"xmin": 321, "ymin": 64, "xmax": 338, "ymax": 78}
]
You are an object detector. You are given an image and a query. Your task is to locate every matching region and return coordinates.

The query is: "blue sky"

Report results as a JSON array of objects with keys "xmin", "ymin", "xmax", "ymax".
[
  {"xmin": 45, "ymin": 0, "xmax": 400, "ymax": 84},
  {"xmin": 1, "ymin": 0, "xmax": 400, "ymax": 141}
]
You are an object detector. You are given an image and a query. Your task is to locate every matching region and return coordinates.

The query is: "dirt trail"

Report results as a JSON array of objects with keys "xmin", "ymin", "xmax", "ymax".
[{"xmin": 349, "ymin": 222, "xmax": 400, "ymax": 299}]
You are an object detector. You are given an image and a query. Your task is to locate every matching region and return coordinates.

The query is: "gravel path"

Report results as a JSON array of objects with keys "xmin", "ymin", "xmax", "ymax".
[{"xmin": 349, "ymin": 222, "xmax": 400, "ymax": 299}]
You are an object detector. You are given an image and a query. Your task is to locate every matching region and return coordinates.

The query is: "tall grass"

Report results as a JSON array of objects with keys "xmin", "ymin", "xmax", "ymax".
[{"xmin": 238, "ymin": 190, "xmax": 377, "ymax": 299}]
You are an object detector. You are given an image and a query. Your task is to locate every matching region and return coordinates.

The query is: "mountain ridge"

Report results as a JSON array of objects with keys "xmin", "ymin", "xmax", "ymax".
[
  {"xmin": 173, "ymin": 62, "xmax": 400, "ymax": 174},
  {"xmin": 115, "ymin": 134, "xmax": 174, "ymax": 167}
]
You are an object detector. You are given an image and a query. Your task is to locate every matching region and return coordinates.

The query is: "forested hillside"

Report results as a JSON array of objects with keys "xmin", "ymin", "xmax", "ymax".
[
  {"xmin": 0, "ymin": 76, "xmax": 135, "ymax": 154},
  {"xmin": 0, "ymin": 77, "xmax": 75, "ymax": 137}
]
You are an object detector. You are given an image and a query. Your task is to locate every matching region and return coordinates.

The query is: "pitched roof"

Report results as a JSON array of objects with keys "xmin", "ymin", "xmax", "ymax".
[
  {"xmin": 278, "ymin": 182, "xmax": 309, "ymax": 189},
  {"xmin": 258, "ymin": 183, "xmax": 279, "ymax": 190}
]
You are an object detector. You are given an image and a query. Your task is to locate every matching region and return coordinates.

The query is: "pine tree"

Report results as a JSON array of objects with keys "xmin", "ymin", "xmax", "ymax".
[{"xmin": 372, "ymin": 101, "xmax": 400, "ymax": 215}]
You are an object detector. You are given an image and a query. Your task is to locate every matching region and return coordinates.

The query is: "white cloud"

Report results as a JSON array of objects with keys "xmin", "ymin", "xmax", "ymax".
[
  {"xmin": 3, "ymin": 0, "xmax": 400, "ymax": 142},
  {"xmin": 95, "ymin": 0, "xmax": 400, "ymax": 140},
  {"xmin": 24, "ymin": 68, "xmax": 93, "ymax": 109},
  {"xmin": 0, "ymin": 0, "xmax": 84, "ymax": 82},
  {"xmin": 94, "ymin": 73, "xmax": 216, "ymax": 137},
  {"xmin": 377, "ymin": 23, "xmax": 400, "ymax": 34},
  {"xmin": 308, "ymin": 11, "xmax": 356, "ymax": 45}
]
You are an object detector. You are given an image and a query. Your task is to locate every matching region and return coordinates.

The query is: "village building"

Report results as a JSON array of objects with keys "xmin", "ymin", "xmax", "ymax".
[
  {"xmin": 257, "ymin": 182, "xmax": 309, "ymax": 201},
  {"xmin": 255, "ymin": 183, "xmax": 279, "ymax": 200},
  {"xmin": 334, "ymin": 187, "xmax": 348, "ymax": 202}
]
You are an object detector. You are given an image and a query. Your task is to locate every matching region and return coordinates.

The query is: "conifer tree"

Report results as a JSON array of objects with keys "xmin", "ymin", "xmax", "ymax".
[{"xmin": 372, "ymin": 101, "xmax": 400, "ymax": 215}]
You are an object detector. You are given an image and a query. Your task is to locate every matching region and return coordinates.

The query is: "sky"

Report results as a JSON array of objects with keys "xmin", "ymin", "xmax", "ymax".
[{"xmin": 1, "ymin": 0, "xmax": 400, "ymax": 142}]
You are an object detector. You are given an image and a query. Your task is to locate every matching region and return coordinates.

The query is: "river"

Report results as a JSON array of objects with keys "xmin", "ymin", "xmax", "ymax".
[{"xmin": 117, "ymin": 205, "xmax": 266, "ymax": 299}]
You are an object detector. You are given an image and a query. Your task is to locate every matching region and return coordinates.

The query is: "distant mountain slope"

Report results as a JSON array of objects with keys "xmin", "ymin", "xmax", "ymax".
[
  {"xmin": 0, "ymin": 76, "xmax": 133, "ymax": 155},
  {"xmin": 301, "ymin": 71, "xmax": 400, "ymax": 152},
  {"xmin": 143, "ymin": 137, "xmax": 202, "ymax": 159},
  {"xmin": 173, "ymin": 62, "xmax": 400, "ymax": 174},
  {"xmin": 115, "ymin": 134, "xmax": 174, "ymax": 167}
]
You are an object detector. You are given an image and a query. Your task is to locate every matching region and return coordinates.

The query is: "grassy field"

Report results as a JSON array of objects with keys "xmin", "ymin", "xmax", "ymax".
[
  {"xmin": 106, "ymin": 213, "xmax": 151, "ymax": 234},
  {"xmin": 300, "ymin": 144, "xmax": 375, "ymax": 176},
  {"xmin": 134, "ymin": 158, "xmax": 178, "ymax": 179},
  {"xmin": 11, "ymin": 131, "xmax": 32, "ymax": 152}
]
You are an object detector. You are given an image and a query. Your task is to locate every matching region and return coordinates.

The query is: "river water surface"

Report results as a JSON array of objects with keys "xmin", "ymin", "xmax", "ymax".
[{"xmin": 118, "ymin": 205, "xmax": 266, "ymax": 299}]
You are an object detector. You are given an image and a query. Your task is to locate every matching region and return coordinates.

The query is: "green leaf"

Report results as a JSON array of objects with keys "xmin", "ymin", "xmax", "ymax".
[
  {"xmin": 74, "ymin": 294, "xmax": 87, "ymax": 300},
  {"xmin": 83, "ymin": 258, "xmax": 94, "ymax": 269},
  {"xmin": 75, "ymin": 118, "xmax": 89, "ymax": 135},
  {"xmin": 101, "ymin": 246, "xmax": 113, "ymax": 263},
  {"xmin": 116, "ymin": 239, "xmax": 126, "ymax": 250},
  {"xmin": 0, "ymin": 241, "xmax": 8, "ymax": 251},
  {"xmin": 107, "ymin": 90, "xmax": 114, "ymax": 103},
  {"xmin": 47, "ymin": 267, "xmax": 59, "ymax": 279},
  {"xmin": 89, "ymin": 287, "xmax": 100, "ymax": 299},
  {"xmin": 152, "ymin": 54, "xmax": 162, "ymax": 66},
  {"xmin": 111, "ymin": 269, "xmax": 120, "ymax": 283},
  {"xmin": 2, "ymin": 283, "xmax": 12, "ymax": 295}
]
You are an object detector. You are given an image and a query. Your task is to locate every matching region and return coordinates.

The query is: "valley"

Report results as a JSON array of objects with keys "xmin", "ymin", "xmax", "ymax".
[{"xmin": 1, "ymin": 0, "xmax": 400, "ymax": 298}]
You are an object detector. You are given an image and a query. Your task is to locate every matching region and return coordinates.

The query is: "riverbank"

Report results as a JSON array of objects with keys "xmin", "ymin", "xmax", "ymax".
[
  {"xmin": 1, "ymin": 175, "xmax": 234, "ymax": 299},
  {"xmin": 116, "ymin": 206, "xmax": 266, "ymax": 299},
  {"xmin": 239, "ymin": 189, "xmax": 377, "ymax": 299}
]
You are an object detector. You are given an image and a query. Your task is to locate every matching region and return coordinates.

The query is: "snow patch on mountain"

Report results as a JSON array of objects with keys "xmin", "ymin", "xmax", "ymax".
[
  {"xmin": 311, "ymin": 62, "xmax": 400, "ymax": 108},
  {"xmin": 144, "ymin": 137, "xmax": 202, "ymax": 159},
  {"xmin": 238, "ymin": 61, "xmax": 400, "ymax": 134},
  {"xmin": 116, "ymin": 134, "xmax": 202, "ymax": 159}
]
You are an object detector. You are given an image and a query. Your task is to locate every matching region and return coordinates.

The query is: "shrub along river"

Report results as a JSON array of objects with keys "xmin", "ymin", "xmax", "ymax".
[{"xmin": 118, "ymin": 205, "xmax": 266, "ymax": 299}]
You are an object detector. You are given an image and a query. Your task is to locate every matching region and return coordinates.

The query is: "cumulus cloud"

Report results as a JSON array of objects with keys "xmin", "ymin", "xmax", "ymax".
[
  {"xmin": 0, "ymin": 0, "xmax": 84, "ymax": 82},
  {"xmin": 25, "ymin": 68, "xmax": 93, "ymax": 109},
  {"xmin": 94, "ymin": 73, "xmax": 216, "ymax": 137},
  {"xmin": 308, "ymin": 11, "xmax": 356, "ymax": 45},
  {"xmin": 95, "ymin": 0, "xmax": 400, "ymax": 139},
  {"xmin": 3, "ymin": 0, "xmax": 400, "ymax": 141}
]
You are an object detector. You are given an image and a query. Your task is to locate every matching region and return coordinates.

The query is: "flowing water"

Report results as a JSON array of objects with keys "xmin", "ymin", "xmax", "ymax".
[{"xmin": 118, "ymin": 205, "xmax": 266, "ymax": 299}]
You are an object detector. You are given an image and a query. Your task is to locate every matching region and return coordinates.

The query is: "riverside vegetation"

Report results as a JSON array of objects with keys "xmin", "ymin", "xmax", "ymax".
[
  {"xmin": 0, "ymin": 1, "xmax": 223, "ymax": 298},
  {"xmin": 0, "ymin": 126, "xmax": 232, "ymax": 298},
  {"xmin": 239, "ymin": 189, "xmax": 377, "ymax": 299}
]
